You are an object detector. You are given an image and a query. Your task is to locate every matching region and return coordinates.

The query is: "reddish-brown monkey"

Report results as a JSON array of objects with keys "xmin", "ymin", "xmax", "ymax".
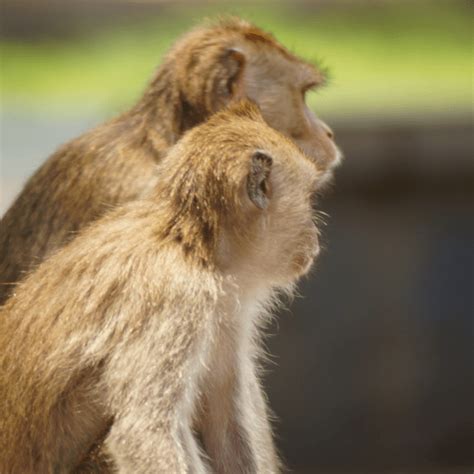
[{"xmin": 0, "ymin": 17, "xmax": 339, "ymax": 304}]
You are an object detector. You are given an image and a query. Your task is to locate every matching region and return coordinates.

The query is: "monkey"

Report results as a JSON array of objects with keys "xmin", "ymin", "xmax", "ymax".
[
  {"xmin": 0, "ymin": 17, "xmax": 340, "ymax": 304},
  {"xmin": 0, "ymin": 100, "xmax": 322, "ymax": 473}
]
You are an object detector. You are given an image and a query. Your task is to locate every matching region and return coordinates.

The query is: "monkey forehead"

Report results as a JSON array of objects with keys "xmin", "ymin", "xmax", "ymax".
[
  {"xmin": 212, "ymin": 17, "xmax": 322, "ymax": 73},
  {"xmin": 171, "ymin": 17, "xmax": 326, "ymax": 88},
  {"xmin": 241, "ymin": 42, "xmax": 325, "ymax": 89},
  {"xmin": 166, "ymin": 122, "xmax": 314, "ymax": 187},
  {"xmin": 223, "ymin": 19, "xmax": 326, "ymax": 87},
  {"xmin": 245, "ymin": 129, "xmax": 321, "ymax": 189}
]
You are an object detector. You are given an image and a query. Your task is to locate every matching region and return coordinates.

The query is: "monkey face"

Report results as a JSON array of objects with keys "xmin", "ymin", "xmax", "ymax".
[
  {"xmin": 238, "ymin": 47, "xmax": 341, "ymax": 187},
  {"xmin": 288, "ymin": 218, "xmax": 320, "ymax": 279},
  {"xmin": 166, "ymin": 18, "xmax": 341, "ymax": 187},
  {"xmin": 247, "ymin": 146, "xmax": 321, "ymax": 285},
  {"xmin": 223, "ymin": 121, "xmax": 323, "ymax": 287},
  {"xmin": 155, "ymin": 100, "xmax": 324, "ymax": 287}
]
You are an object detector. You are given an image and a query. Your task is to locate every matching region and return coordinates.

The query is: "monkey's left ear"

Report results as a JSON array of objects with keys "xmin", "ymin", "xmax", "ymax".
[
  {"xmin": 218, "ymin": 48, "xmax": 246, "ymax": 104},
  {"xmin": 247, "ymin": 151, "xmax": 273, "ymax": 210}
]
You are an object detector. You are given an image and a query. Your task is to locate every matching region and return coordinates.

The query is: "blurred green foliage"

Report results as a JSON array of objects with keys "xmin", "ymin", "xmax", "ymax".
[{"xmin": 1, "ymin": 1, "xmax": 471, "ymax": 119}]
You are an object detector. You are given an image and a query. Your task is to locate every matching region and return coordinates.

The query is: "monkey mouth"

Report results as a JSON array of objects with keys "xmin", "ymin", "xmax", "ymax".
[
  {"xmin": 314, "ymin": 145, "xmax": 343, "ymax": 192},
  {"xmin": 330, "ymin": 145, "xmax": 344, "ymax": 172},
  {"xmin": 320, "ymin": 143, "xmax": 343, "ymax": 176},
  {"xmin": 295, "ymin": 140, "xmax": 342, "ymax": 180}
]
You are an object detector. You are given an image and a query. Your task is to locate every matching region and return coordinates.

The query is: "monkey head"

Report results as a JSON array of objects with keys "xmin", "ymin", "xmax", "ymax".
[
  {"xmin": 154, "ymin": 100, "xmax": 321, "ymax": 288},
  {"xmin": 156, "ymin": 17, "xmax": 341, "ymax": 186}
]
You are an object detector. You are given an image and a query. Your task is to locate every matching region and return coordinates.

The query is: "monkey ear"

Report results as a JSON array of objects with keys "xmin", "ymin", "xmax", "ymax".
[
  {"xmin": 218, "ymin": 48, "xmax": 246, "ymax": 104},
  {"xmin": 247, "ymin": 151, "xmax": 273, "ymax": 210}
]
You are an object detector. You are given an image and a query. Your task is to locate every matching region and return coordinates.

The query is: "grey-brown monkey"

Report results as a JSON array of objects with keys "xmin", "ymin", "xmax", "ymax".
[{"xmin": 0, "ymin": 101, "xmax": 322, "ymax": 473}]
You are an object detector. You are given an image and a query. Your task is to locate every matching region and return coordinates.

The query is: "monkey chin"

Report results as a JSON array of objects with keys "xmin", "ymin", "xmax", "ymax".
[
  {"xmin": 316, "ymin": 170, "xmax": 336, "ymax": 193},
  {"xmin": 290, "ymin": 236, "xmax": 320, "ymax": 280},
  {"xmin": 292, "ymin": 148, "xmax": 342, "ymax": 198},
  {"xmin": 319, "ymin": 146, "xmax": 344, "ymax": 191}
]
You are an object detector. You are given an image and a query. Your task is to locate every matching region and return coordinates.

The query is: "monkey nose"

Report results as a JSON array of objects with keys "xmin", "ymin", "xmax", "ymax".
[
  {"xmin": 323, "ymin": 124, "xmax": 334, "ymax": 140},
  {"xmin": 312, "ymin": 229, "xmax": 320, "ymax": 258},
  {"xmin": 315, "ymin": 119, "xmax": 334, "ymax": 140}
]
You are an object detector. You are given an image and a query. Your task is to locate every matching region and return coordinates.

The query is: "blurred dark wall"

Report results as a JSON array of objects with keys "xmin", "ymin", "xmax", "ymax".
[
  {"xmin": 1, "ymin": 1, "xmax": 165, "ymax": 40},
  {"xmin": 265, "ymin": 119, "xmax": 474, "ymax": 473}
]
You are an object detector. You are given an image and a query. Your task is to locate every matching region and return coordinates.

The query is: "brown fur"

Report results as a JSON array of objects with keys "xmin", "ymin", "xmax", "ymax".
[
  {"xmin": 0, "ymin": 17, "xmax": 339, "ymax": 304},
  {"xmin": 0, "ymin": 101, "xmax": 321, "ymax": 473}
]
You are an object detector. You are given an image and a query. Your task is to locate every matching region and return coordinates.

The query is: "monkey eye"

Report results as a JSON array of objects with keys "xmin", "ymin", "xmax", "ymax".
[
  {"xmin": 310, "ymin": 188, "xmax": 320, "ymax": 207},
  {"xmin": 302, "ymin": 82, "xmax": 318, "ymax": 99},
  {"xmin": 290, "ymin": 129, "xmax": 305, "ymax": 140}
]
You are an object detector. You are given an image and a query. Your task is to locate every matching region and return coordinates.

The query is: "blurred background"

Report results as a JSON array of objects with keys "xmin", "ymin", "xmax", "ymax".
[{"xmin": 0, "ymin": 0, "xmax": 472, "ymax": 472}]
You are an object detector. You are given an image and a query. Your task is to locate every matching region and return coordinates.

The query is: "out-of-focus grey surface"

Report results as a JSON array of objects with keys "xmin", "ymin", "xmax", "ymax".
[
  {"xmin": 1, "ymin": 110, "xmax": 472, "ymax": 473},
  {"xmin": 0, "ymin": 111, "xmax": 101, "ymax": 214}
]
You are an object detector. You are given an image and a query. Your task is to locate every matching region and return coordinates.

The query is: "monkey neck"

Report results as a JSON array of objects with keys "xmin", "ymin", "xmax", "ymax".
[
  {"xmin": 153, "ymin": 197, "xmax": 220, "ymax": 271},
  {"xmin": 131, "ymin": 65, "xmax": 210, "ymax": 148},
  {"xmin": 128, "ymin": 69, "xmax": 179, "ymax": 147}
]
